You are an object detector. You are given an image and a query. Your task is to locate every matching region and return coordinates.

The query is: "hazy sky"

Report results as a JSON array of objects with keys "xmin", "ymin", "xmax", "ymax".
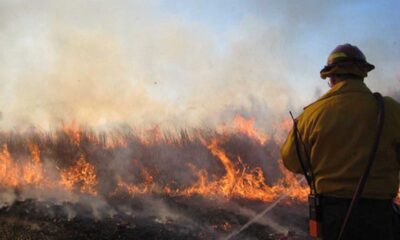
[{"xmin": 0, "ymin": 0, "xmax": 399, "ymax": 130}]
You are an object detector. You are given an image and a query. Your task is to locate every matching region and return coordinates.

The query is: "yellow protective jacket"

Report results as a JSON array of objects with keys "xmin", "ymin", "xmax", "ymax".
[{"xmin": 281, "ymin": 80, "xmax": 400, "ymax": 199}]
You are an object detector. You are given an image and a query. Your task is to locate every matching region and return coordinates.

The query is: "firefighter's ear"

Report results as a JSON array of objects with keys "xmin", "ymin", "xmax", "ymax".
[{"xmin": 328, "ymin": 78, "xmax": 335, "ymax": 88}]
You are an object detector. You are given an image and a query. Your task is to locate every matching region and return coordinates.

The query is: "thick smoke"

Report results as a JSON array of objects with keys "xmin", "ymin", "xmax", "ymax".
[
  {"xmin": 1, "ymin": 1, "xmax": 398, "ymax": 131},
  {"xmin": 0, "ymin": 1, "xmax": 296, "ymax": 131}
]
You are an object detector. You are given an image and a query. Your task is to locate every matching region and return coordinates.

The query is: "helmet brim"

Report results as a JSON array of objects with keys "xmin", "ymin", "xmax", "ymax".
[{"xmin": 320, "ymin": 61, "xmax": 375, "ymax": 79}]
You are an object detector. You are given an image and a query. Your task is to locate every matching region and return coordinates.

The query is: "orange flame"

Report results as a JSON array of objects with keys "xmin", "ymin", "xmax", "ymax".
[
  {"xmin": 60, "ymin": 154, "xmax": 98, "ymax": 196},
  {"xmin": 233, "ymin": 115, "xmax": 268, "ymax": 144},
  {"xmin": 0, "ymin": 143, "xmax": 50, "ymax": 188},
  {"xmin": 178, "ymin": 139, "xmax": 308, "ymax": 202},
  {"xmin": 217, "ymin": 115, "xmax": 268, "ymax": 145},
  {"xmin": 22, "ymin": 143, "xmax": 45, "ymax": 186},
  {"xmin": 0, "ymin": 144, "xmax": 19, "ymax": 188}
]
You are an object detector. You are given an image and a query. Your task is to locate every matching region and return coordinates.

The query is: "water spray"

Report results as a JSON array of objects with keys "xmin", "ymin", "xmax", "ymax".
[{"xmin": 222, "ymin": 177, "xmax": 306, "ymax": 240}]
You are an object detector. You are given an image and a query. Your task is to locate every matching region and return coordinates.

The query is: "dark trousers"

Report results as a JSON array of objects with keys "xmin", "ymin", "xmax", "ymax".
[{"xmin": 321, "ymin": 197, "xmax": 400, "ymax": 240}]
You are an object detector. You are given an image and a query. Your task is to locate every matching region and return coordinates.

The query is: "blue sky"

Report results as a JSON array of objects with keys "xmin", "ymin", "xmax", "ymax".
[
  {"xmin": 153, "ymin": 1, "xmax": 400, "ymax": 104},
  {"xmin": 0, "ymin": 0, "xmax": 399, "ymax": 129},
  {"xmin": 160, "ymin": 0, "xmax": 400, "ymax": 90}
]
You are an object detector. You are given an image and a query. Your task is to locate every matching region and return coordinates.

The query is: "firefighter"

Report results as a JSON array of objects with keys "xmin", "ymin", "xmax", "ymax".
[{"xmin": 281, "ymin": 43, "xmax": 400, "ymax": 240}]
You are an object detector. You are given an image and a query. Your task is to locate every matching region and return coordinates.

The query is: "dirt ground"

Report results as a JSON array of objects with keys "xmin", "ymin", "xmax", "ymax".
[{"xmin": 0, "ymin": 197, "xmax": 310, "ymax": 240}]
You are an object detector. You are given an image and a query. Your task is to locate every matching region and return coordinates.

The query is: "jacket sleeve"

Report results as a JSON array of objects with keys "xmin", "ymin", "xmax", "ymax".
[
  {"xmin": 280, "ymin": 113, "xmax": 311, "ymax": 175},
  {"xmin": 281, "ymin": 128, "xmax": 303, "ymax": 174}
]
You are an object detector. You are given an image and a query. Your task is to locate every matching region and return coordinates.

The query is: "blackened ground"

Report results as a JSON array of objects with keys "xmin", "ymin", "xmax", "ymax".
[{"xmin": 0, "ymin": 196, "xmax": 310, "ymax": 240}]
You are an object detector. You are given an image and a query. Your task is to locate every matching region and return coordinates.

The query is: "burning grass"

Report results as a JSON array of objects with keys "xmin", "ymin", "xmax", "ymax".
[
  {"xmin": 0, "ymin": 116, "xmax": 308, "ymax": 204},
  {"xmin": 0, "ymin": 116, "xmax": 311, "ymax": 239}
]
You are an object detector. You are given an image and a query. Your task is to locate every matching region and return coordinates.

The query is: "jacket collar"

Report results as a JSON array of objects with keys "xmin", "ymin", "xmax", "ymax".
[{"xmin": 304, "ymin": 80, "xmax": 372, "ymax": 109}]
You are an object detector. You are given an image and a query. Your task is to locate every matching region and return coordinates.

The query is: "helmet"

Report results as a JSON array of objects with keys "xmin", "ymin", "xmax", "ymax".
[{"xmin": 320, "ymin": 44, "xmax": 375, "ymax": 79}]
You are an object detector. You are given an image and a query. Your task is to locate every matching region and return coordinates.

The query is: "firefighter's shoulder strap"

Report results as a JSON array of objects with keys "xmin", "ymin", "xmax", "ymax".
[{"xmin": 337, "ymin": 92, "xmax": 385, "ymax": 240}]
